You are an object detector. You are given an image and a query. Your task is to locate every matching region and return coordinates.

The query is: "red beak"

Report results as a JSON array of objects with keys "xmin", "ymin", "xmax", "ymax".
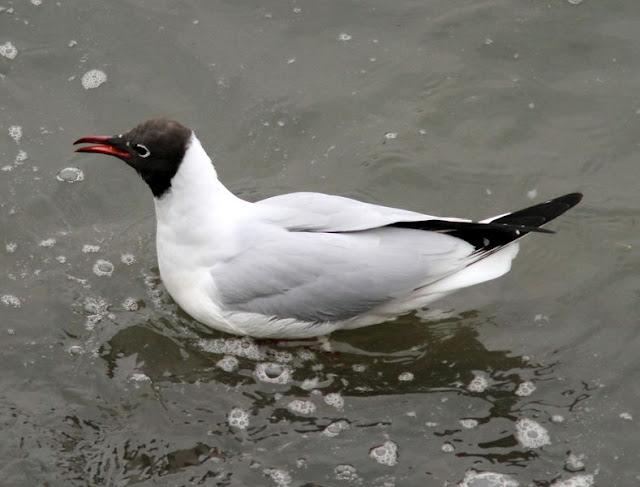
[{"xmin": 73, "ymin": 135, "xmax": 131, "ymax": 159}]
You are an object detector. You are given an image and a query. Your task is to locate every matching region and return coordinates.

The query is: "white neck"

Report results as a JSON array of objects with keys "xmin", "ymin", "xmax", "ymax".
[{"xmin": 153, "ymin": 133, "xmax": 248, "ymax": 245}]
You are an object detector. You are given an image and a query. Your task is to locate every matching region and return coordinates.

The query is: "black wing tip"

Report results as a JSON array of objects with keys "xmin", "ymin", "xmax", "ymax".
[{"xmin": 551, "ymin": 192, "xmax": 583, "ymax": 209}]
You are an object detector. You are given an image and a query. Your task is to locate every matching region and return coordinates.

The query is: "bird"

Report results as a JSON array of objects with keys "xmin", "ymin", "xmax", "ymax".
[{"xmin": 74, "ymin": 118, "xmax": 582, "ymax": 339}]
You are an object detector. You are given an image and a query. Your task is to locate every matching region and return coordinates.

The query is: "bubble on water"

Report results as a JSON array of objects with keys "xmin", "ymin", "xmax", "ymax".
[
  {"xmin": 287, "ymin": 399, "xmax": 316, "ymax": 415},
  {"xmin": 255, "ymin": 362, "xmax": 291, "ymax": 384},
  {"xmin": 550, "ymin": 475, "xmax": 594, "ymax": 487},
  {"xmin": 68, "ymin": 39, "xmax": 77, "ymax": 47},
  {"xmin": 56, "ymin": 167, "xmax": 84, "ymax": 183},
  {"xmin": 67, "ymin": 345, "xmax": 84, "ymax": 355},
  {"xmin": 567, "ymin": 0, "xmax": 583, "ymax": 5},
  {"xmin": 8, "ymin": 125, "xmax": 22, "ymax": 143},
  {"xmin": 39, "ymin": 238, "xmax": 56, "ymax": 247},
  {"xmin": 551, "ymin": 414, "xmax": 565, "ymax": 423},
  {"xmin": 460, "ymin": 418, "xmax": 479, "ymax": 429},
  {"xmin": 352, "ymin": 364, "xmax": 366, "ymax": 372},
  {"xmin": 527, "ymin": 188, "xmax": 538, "ymax": 200},
  {"xmin": 92, "ymin": 259, "xmax": 114, "ymax": 277},
  {"xmin": 324, "ymin": 392, "xmax": 344, "ymax": 409},
  {"xmin": 120, "ymin": 253, "xmax": 136, "ymax": 265},
  {"xmin": 227, "ymin": 407, "xmax": 250, "ymax": 429},
  {"xmin": 398, "ymin": 371, "xmax": 414, "ymax": 382},
  {"xmin": 199, "ymin": 337, "xmax": 266, "ymax": 361},
  {"xmin": 267, "ymin": 349, "xmax": 293, "ymax": 363},
  {"xmin": 121, "ymin": 297, "xmax": 139, "ymax": 311},
  {"xmin": 369, "ymin": 440, "xmax": 398, "ymax": 466},
  {"xmin": 384, "ymin": 132, "xmax": 398, "ymax": 140},
  {"xmin": 335, "ymin": 464, "xmax": 360, "ymax": 482},
  {"xmin": 619, "ymin": 411, "xmax": 633, "ymax": 421},
  {"xmin": 458, "ymin": 470, "xmax": 519, "ymax": 487},
  {"xmin": 264, "ymin": 468, "xmax": 291, "ymax": 487},
  {"xmin": 15, "ymin": 150, "xmax": 28, "ymax": 164},
  {"xmin": 441, "ymin": 442, "xmax": 455, "ymax": 453},
  {"xmin": 6, "ymin": 242, "xmax": 17, "ymax": 253},
  {"xmin": 30, "ymin": 0, "xmax": 43, "ymax": 5},
  {"xmin": 81, "ymin": 69, "xmax": 107, "ymax": 89},
  {"xmin": 515, "ymin": 418, "xmax": 550, "ymax": 448},
  {"xmin": 129, "ymin": 372, "xmax": 150, "ymax": 384},
  {"xmin": 515, "ymin": 381, "xmax": 536, "ymax": 397},
  {"xmin": 323, "ymin": 419, "xmax": 350, "ymax": 437},
  {"xmin": 484, "ymin": 38, "xmax": 494, "ymax": 46},
  {"xmin": 55, "ymin": 255, "xmax": 67, "ymax": 263},
  {"xmin": 1, "ymin": 294, "xmax": 21, "ymax": 308},
  {"xmin": 338, "ymin": 33, "xmax": 352, "ymax": 41},
  {"xmin": 468, "ymin": 373, "xmax": 489, "ymax": 393},
  {"xmin": 82, "ymin": 244, "xmax": 100, "ymax": 253},
  {"xmin": 0, "ymin": 41, "xmax": 18, "ymax": 60},
  {"xmin": 7, "ymin": 328, "xmax": 15, "ymax": 335},
  {"xmin": 216, "ymin": 355, "xmax": 239, "ymax": 372},
  {"xmin": 565, "ymin": 452, "xmax": 585, "ymax": 472},
  {"xmin": 293, "ymin": 7, "xmax": 302, "ymax": 13},
  {"xmin": 84, "ymin": 296, "xmax": 108, "ymax": 315}
]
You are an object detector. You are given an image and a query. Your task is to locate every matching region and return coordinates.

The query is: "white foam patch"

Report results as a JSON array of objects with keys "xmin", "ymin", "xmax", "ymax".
[
  {"xmin": 120, "ymin": 253, "xmax": 136, "ymax": 265},
  {"xmin": 92, "ymin": 259, "xmax": 114, "ymax": 277},
  {"xmin": 8, "ymin": 125, "xmax": 22, "ymax": 143},
  {"xmin": 384, "ymin": 132, "xmax": 398, "ymax": 140},
  {"xmin": 619, "ymin": 412, "xmax": 633, "ymax": 421},
  {"xmin": 515, "ymin": 418, "xmax": 550, "ymax": 448},
  {"xmin": 121, "ymin": 297, "xmax": 139, "ymax": 311},
  {"xmin": 323, "ymin": 419, "xmax": 350, "ymax": 437},
  {"xmin": 263, "ymin": 468, "xmax": 292, "ymax": 487},
  {"xmin": 287, "ymin": 399, "xmax": 316, "ymax": 415},
  {"xmin": 334, "ymin": 464, "xmax": 359, "ymax": 482},
  {"xmin": 565, "ymin": 452, "xmax": 585, "ymax": 472},
  {"xmin": 255, "ymin": 362, "xmax": 291, "ymax": 384},
  {"xmin": 1, "ymin": 294, "xmax": 21, "ymax": 308},
  {"xmin": 398, "ymin": 371, "xmax": 414, "ymax": 382},
  {"xmin": 324, "ymin": 392, "xmax": 344, "ymax": 409},
  {"xmin": 0, "ymin": 42, "xmax": 17, "ymax": 60},
  {"xmin": 369, "ymin": 440, "xmax": 398, "ymax": 466},
  {"xmin": 56, "ymin": 255, "xmax": 67, "ymax": 263},
  {"xmin": 39, "ymin": 238, "xmax": 56, "ymax": 247},
  {"xmin": 468, "ymin": 373, "xmax": 489, "ymax": 393},
  {"xmin": 56, "ymin": 167, "xmax": 84, "ymax": 183},
  {"xmin": 6, "ymin": 242, "xmax": 17, "ymax": 253},
  {"xmin": 81, "ymin": 69, "xmax": 107, "ymax": 89},
  {"xmin": 460, "ymin": 419, "xmax": 479, "ymax": 429},
  {"xmin": 200, "ymin": 337, "xmax": 266, "ymax": 361},
  {"xmin": 441, "ymin": 442, "xmax": 455, "ymax": 453},
  {"xmin": 216, "ymin": 355, "xmax": 239, "ymax": 372},
  {"xmin": 515, "ymin": 381, "xmax": 536, "ymax": 397},
  {"xmin": 458, "ymin": 470, "xmax": 519, "ymax": 487},
  {"xmin": 67, "ymin": 345, "xmax": 84, "ymax": 355},
  {"xmin": 338, "ymin": 33, "xmax": 352, "ymax": 41},
  {"xmin": 550, "ymin": 475, "xmax": 594, "ymax": 487},
  {"xmin": 15, "ymin": 150, "xmax": 28, "ymax": 164},
  {"xmin": 227, "ymin": 407, "xmax": 250, "ymax": 429},
  {"xmin": 82, "ymin": 244, "xmax": 100, "ymax": 253}
]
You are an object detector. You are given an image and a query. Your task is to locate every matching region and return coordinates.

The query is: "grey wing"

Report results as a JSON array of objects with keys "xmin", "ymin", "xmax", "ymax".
[
  {"xmin": 213, "ymin": 225, "xmax": 474, "ymax": 323},
  {"xmin": 254, "ymin": 192, "xmax": 470, "ymax": 232}
]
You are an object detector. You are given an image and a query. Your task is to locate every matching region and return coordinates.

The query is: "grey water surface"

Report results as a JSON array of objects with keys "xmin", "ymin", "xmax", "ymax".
[{"xmin": 1, "ymin": 0, "xmax": 638, "ymax": 485}]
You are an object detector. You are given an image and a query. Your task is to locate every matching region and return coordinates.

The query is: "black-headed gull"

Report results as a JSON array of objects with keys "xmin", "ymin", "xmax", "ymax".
[{"xmin": 74, "ymin": 119, "xmax": 582, "ymax": 338}]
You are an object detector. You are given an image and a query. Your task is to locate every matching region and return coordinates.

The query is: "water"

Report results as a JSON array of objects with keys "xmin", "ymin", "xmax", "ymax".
[{"xmin": 1, "ymin": 0, "xmax": 638, "ymax": 485}]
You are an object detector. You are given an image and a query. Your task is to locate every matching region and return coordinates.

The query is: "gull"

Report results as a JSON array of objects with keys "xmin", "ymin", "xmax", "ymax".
[{"xmin": 74, "ymin": 118, "xmax": 582, "ymax": 338}]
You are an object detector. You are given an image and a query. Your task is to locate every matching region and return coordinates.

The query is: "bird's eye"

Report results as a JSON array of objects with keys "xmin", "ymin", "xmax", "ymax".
[{"xmin": 134, "ymin": 143, "xmax": 151, "ymax": 158}]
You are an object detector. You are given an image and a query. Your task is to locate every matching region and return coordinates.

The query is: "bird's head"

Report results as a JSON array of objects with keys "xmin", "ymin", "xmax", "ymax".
[{"xmin": 74, "ymin": 118, "xmax": 192, "ymax": 198}]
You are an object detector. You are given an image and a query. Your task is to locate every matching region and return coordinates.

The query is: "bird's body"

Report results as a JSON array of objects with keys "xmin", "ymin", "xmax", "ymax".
[{"xmin": 74, "ymin": 119, "xmax": 582, "ymax": 338}]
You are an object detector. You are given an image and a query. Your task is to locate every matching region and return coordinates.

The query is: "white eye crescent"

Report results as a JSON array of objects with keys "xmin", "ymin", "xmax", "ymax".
[{"xmin": 135, "ymin": 143, "xmax": 150, "ymax": 158}]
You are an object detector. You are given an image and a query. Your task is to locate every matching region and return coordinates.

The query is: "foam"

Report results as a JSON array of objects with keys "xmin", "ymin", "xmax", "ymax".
[
  {"xmin": 398, "ymin": 371, "xmax": 414, "ymax": 382},
  {"xmin": 441, "ymin": 442, "xmax": 455, "ymax": 453},
  {"xmin": 369, "ymin": 440, "xmax": 398, "ymax": 466},
  {"xmin": 1, "ymin": 294, "xmax": 21, "ymax": 308},
  {"xmin": 120, "ymin": 253, "xmax": 136, "ymax": 265},
  {"xmin": 263, "ymin": 468, "xmax": 291, "ymax": 487},
  {"xmin": 334, "ymin": 464, "xmax": 359, "ymax": 482},
  {"xmin": 92, "ymin": 259, "xmax": 114, "ymax": 277},
  {"xmin": 515, "ymin": 418, "xmax": 550, "ymax": 448},
  {"xmin": 216, "ymin": 355, "xmax": 239, "ymax": 372},
  {"xmin": 468, "ymin": 373, "xmax": 489, "ymax": 393},
  {"xmin": 515, "ymin": 381, "xmax": 536, "ymax": 397},
  {"xmin": 56, "ymin": 255, "xmax": 67, "ymax": 264},
  {"xmin": 200, "ymin": 337, "xmax": 266, "ymax": 361},
  {"xmin": 458, "ymin": 470, "xmax": 519, "ymax": 487},
  {"xmin": 324, "ymin": 392, "xmax": 344, "ymax": 409},
  {"xmin": 81, "ymin": 69, "xmax": 107, "ymax": 89},
  {"xmin": 565, "ymin": 452, "xmax": 585, "ymax": 472},
  {"xmin": 56, "ymin": 167, "xmax": 84, "ymax": 183},
  {"xmin": 550, "ymin": 475, "xmax": 594, "ymax": 487},
  {"xmin": 287, "ymin": 399, "xmax": 316, "ymax": 415},
  {"xmin": 0, "ymin": 42, "xmax": 17, "ymax": 60},
  {"xmin": 121, "ymin": 297, "xmax": 139, "ymax": 311},
  {"xmin": 6, "ymin": 242, "xmax": 17, "ymax": 253},
  {"xmin": 39, "ymin": 238, "xmax": 56, "ymax": 247},
  {"xmin": 323, "ymin": 419, "xmax": 350, "ymax": 437},
  {"xmin": 227, "ymin": 407, "xmax": 250, "ymax": 429},
  {"xmin": 338, "ymin": 33, "xmax": 352, "ymax": 41},
  {"xmin": 82, "ymin": 244, "xmax": 100, "ymax": 253},
  {"xmin": 460, "ymin": 419, "xmax": 479, "ymax": 429},
  {"xmin": 8, "ymin": 125, "xmax": 22, "ymax": 143}
]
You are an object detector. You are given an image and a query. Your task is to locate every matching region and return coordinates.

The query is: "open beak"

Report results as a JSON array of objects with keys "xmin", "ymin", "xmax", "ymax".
[{"xmin": 73, "ymin": 135, "xmax": 131, "ymax": 159}]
